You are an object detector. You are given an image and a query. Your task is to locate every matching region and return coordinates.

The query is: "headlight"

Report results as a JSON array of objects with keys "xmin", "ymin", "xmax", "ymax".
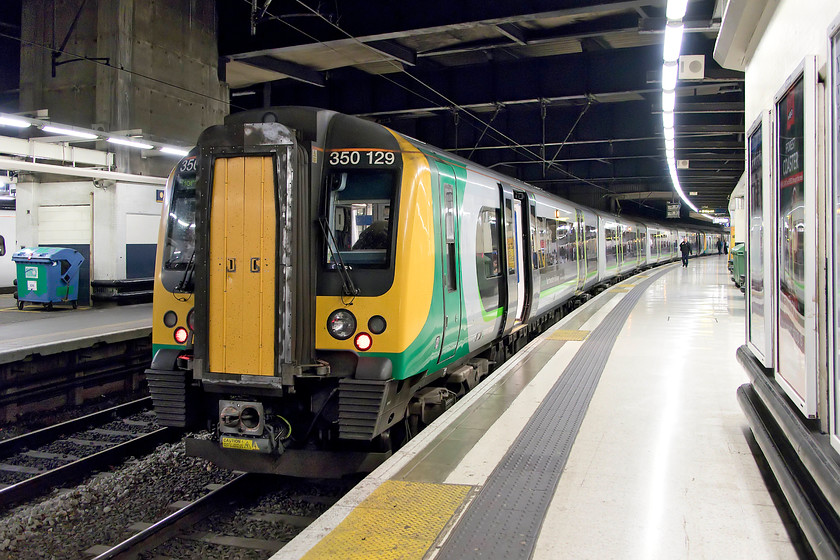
[
  {"xmin": 327, "ymin": 309, "xmax": 356, "ymax": 340},
  {"xmin": 163, "ymin": 310, "xmax": 178, "ymax": 328},
  {"xmin": 368, "ymin": 315, "xmax": 386, "ymax": 334},
  {"xmin": 187, "ymin": 308, "xmax": 195, "ymax": 331}
]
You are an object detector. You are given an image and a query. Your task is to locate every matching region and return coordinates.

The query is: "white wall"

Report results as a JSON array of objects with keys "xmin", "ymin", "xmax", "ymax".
[
  {"xmin": 744, "ymin": 1, "xmax": 839, "ymax": 122},
  {"xmin": 14, "ymin": 179, "xmax": 162, "ymax": 282}
]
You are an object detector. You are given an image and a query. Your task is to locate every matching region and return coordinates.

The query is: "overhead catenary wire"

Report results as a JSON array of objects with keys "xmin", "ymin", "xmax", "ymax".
[{"xmin": 266, "ymin": 0, "xmax": 657, "ymax": 206}]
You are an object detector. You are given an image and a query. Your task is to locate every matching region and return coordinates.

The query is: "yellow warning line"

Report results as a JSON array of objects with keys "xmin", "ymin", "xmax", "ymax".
[
  {"xmin": 610, "ymin": 287, "xmax": 630, "ymax": 293},
  {"xmin": 302, "ymin": 480, "xmax": 471, "ymax": 560},
  {"xmin": 547, "ymin": 329, "xmax": 591, "ymax": 341}
]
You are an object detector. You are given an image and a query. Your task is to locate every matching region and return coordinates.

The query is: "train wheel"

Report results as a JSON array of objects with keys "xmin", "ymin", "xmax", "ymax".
[
  {"xmin": 72, "ymin": 301, "xmax": 77, "ymax": 309},
  {"xmin": 17, "ymin": 301, "xmax": 23, "ymax": 310}
]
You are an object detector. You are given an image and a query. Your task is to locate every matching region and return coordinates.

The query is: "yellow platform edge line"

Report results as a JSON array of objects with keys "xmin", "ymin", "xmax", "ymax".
[
  {"xmin": 547, "ymin": 329, "xmax": 591, "ymax": 341},
  {"xmin": 302, "ymin": 480, "xmax": 472, "ymax": 560}
]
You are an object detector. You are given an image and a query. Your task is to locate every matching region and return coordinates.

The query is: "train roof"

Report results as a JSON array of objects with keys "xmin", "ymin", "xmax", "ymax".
[{"xmin": 217, "ymin": 106, "xmax": 723, "ymax": 234}]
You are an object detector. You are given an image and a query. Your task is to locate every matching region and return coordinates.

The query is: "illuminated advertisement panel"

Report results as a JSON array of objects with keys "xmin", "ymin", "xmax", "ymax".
[
  {"xmin": 775, "ymin": 61, "xmax": 817, "ymax": 417},
  {"xmin": 831, "ymin": 24, "xmax": 840, "ymax": 449},
  {"xmin": 747, "ymin": 119, "xmax": 766, "ymax": 362}
]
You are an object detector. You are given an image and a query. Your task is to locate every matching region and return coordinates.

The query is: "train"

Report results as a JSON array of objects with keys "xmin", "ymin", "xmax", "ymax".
[{"xmin": 145, "ymin": 107, "xmax": 724, "ymax": 477}]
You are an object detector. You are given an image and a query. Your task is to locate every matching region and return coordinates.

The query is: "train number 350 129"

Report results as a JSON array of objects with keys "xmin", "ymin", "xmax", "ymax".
[{"xmin": 329, "ymin": 150, "xmax": 396, "ymax": 166}]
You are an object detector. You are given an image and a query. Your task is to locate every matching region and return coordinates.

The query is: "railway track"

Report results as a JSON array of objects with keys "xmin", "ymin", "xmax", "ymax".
[
  {"xmin": 0, "ymin": 397, "xmax": 180, "ymax": 509},
  {"xmin": 88, "ymin": 473, "xmax": 346, "ymax": 559}
]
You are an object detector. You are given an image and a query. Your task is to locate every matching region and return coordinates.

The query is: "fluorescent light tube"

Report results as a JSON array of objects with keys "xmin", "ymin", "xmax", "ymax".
[
  {"xmin": 662, "ymin": 62, "xmax": 678, "ymax": 90},
  {"xmin": 662, "ymin": 90, "xmax": 676, "ymax": 112},
  {"xmin": 663, "ymin": 23, "xmax": 684, "ymax": 62},
  {"xmin": 42, "ymin": 125, "xmax": 98, "ymax": 139},
  {"xmin": 666, "ymin": 0, "xmax": 688, "ymax": 20},
  {"xmin": 107, "ymin": 137, "xmax": 154, "ymax": 150},
  {"xmin": 0, "ymin": 117, "xmax": 31, "ymax": 128},
  {"xmin": 160, "ymin": 146, "xmax": 190, "ymax": 156}
]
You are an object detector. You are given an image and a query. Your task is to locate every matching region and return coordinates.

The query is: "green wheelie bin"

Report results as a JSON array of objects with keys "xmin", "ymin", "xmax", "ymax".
[
  {"xmin": 730, "ymin": 242, "xmax": 745, "ymax": 292},
  {"xmin": 12, "ymin": 247, "xmax": 84, "ymax": 310}
]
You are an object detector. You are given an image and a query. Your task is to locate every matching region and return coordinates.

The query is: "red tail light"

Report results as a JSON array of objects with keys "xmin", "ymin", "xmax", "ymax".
[
  {"xmin": 354, "ymin": 332, "xmax": 372, "ymax": 351},
  {"xmin": 174, "ymin": 327, "xmax": 189, "ymax": 344}
]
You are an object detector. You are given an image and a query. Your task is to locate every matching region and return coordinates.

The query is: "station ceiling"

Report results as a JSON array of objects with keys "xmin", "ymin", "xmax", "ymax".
[
  {"xmin": 0, "ymin": 1, "xmax": 743, "ymax": 219},
  {"xmin": 219, "ymin": 0, "xmax": 744, "ymax": 218}
]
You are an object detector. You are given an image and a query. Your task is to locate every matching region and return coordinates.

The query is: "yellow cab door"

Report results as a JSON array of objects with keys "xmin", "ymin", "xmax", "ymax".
[{"xmin": 208, "ymin": 156, "xmax": 276, "ymax": 376}]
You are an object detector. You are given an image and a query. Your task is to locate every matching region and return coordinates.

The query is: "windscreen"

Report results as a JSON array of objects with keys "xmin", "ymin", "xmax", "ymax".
[
  {"xmin": 326, "ymin": 169, "xmax": 397, "ymax": 267},
  {"xmin": 161, "ymin": 156, "xmax": 197, "ymax": 291}
]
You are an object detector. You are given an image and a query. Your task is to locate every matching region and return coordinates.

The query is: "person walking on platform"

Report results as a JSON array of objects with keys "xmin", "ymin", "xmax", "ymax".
[
  {"xmin": 680, "ymin": 238, "xmax": 691, "ymax": 267},
  {"xmin": 716, "ymin": 238, "xmax": 722, "ymax": 254}
]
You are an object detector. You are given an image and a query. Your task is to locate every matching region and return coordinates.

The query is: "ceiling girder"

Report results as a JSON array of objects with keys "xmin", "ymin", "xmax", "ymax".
[
  {"xmin": 239, "ymin": 55, "xmax": 326, "ymax": 87},
  {"xmin": 366, "ymin": 40, "xmax": 417, "ymax": 66}
]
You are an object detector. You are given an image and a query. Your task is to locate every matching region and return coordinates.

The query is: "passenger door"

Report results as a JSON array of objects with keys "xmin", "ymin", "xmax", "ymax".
[
  {"xmin": 435, "ymin": 162, "xmax": 462, "ymax": 363},
  {"xmin": 208, "ymin": 156, "xmax": 276, "ymax": 376},
  {"xmin": 499, "ymin": 184, "xmax": 518, "ymax": 335},
  {"xmin": 576, "ymin": 209, "xmax": 586, "ymax": 290}
]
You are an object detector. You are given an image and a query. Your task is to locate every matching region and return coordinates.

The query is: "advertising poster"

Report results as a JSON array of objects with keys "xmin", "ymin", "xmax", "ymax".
[
  {"xmin": 777, "ymin": 77, "xmax": 807, "ymax": 405},
  {"xmin": 832, "ymin": 29, "xmax": 840, "ymax": 443},
  {"xmin": 748, "ymin": 123, "xmax": 765, "ymax": 358}
]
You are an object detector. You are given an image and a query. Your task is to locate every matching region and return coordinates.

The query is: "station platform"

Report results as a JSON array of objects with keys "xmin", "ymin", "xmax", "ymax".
[
  {"xmin": 277, "ymin": 255, "xmax": 804, "ymax": 560},
  {"xmin": 0, "ymin": 294, "xmax": 151, "ymax": 363}
]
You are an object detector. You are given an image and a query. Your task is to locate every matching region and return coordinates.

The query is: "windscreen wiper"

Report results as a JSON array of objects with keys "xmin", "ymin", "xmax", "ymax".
[
  {"xmin": 318, "ymin": 216, "xmax": 359, "ymax": 301},
  {"xmin": 176, "ymin": 250, "xmax": 195, "ymax": 293}
]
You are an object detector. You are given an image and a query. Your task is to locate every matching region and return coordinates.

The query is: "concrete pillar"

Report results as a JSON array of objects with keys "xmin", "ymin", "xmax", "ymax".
[{"xmin": 20, "ymin": 0, "xmax": 228, "ymax": 176}]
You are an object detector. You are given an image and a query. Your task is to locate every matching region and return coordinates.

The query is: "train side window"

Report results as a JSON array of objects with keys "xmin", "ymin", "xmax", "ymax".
[
  {"xmin": 536, "ymin": 217, "xmax": 547, "ymax": 269},
  {"xmin": 0, "ymin": 235, "xmax": 4, "ymax": 257},
  {"xmin": 546, "ymin": 218, "xmax": 558, "ymax": 268},
  {"xmin": 476, "ymin": 207, "xmax": 501, "ymax": 278},
  {"xmin": 444, "ymin": 184, "xmax": 457, "ymax": 292},
  {"xmin": 504, "ymin": 198, "xmax": 515, "ymax": 275},
  {"xmin": 605, "ymin": 226, "xmax": 617, "ymax": 267},
  {"xmin": 586, "ymin": 224, "xmax": 597, "ymax": 269}
]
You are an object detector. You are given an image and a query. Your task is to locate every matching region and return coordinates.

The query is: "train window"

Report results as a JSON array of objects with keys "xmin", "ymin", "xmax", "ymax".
[
  {"xmin": 163, "ymin": 170, "xmax": 196, "ymax": 272},
  {"xmin": 531, "ymin": 214, "xmax": 539, "ymax": 270},
  {"xmin": 476, "ymin": 206, "xmax": 503, "ymax": 311},
  {"xmin": 444, "ymin": 184, "xmax": 457, "ymax": 292},
  {"xmin": 556, "ymin": 222, "xmax": 577, "ymax": 284},
  {"xmin": 605, "ymin": 226, "xmax": 618, "ymax": 268},
  {"xmin": 0, "ymin": 235, "xmax": 4, "ymax": 257},
  {"xmin": 326, "ymin": 170, "xmax": 397, "ymax": 267},
  {"xmin": 623, "ymin": 227, "xmax": 637, "ymax": 261},
  {"xmin": 536, "ymin": 217, "xmax": 547, "ymax": 269},
  {"xmin": 546, "ymin": 218, "xmax": 558, "ymax": 268},
  {"xmin": 586, "ymin": 224, "xmax": 597, "ymax": 271},
  {"xmin": 504, "ymin": 198, "xmax": 515, "ymax": 275},
  {"xmin": 476, "ymin": 208, "xmax": 501, "ymax": 278}
]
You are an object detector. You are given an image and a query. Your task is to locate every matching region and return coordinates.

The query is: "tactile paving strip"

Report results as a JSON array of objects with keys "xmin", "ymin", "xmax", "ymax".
[
  {"xmin": 301, "ymin": 480, "xmax": 471, "ymax": 560},
  {"xmin": 546, "ymin": 329, "xmax": 590, "ymax": 341},
  {"xmin": 436, "ymin": 267, "xmax": 671, "ymax": 560}
]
